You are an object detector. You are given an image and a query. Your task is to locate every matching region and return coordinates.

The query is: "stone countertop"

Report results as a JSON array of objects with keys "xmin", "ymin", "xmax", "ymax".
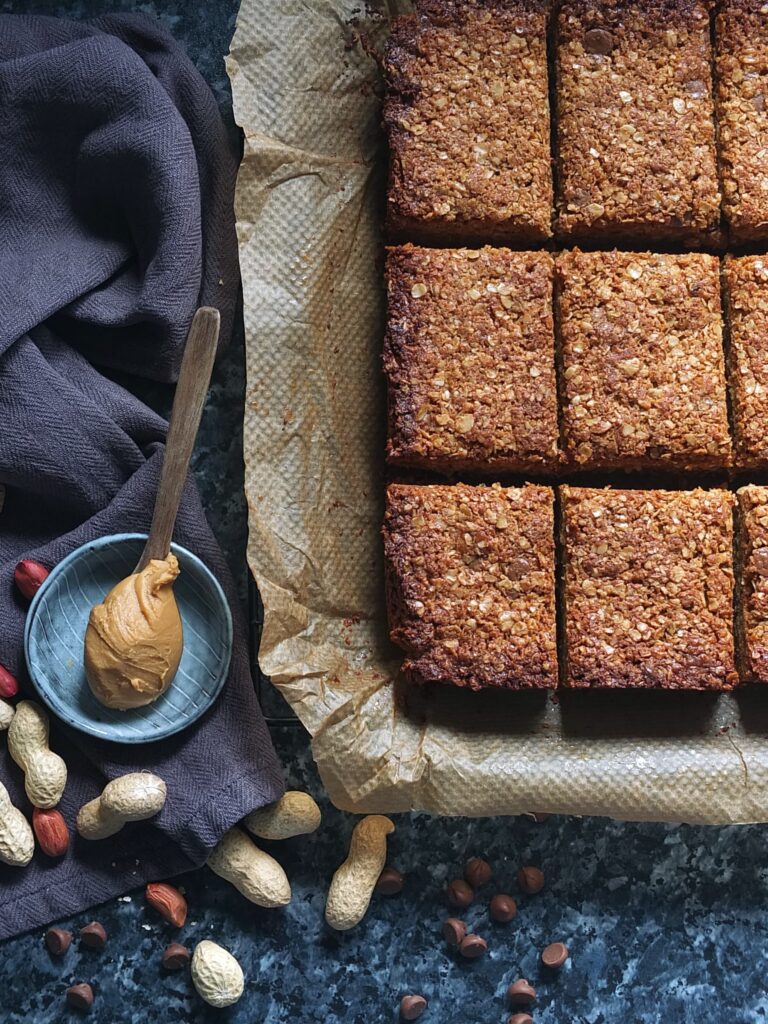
[
  {"xmin": 2, "ymin": 2, "xmax": 768, "ymax": 1022},
  {"xmin": 5, "ymin": 722, "xmax": 768, "ymax": 1024}
]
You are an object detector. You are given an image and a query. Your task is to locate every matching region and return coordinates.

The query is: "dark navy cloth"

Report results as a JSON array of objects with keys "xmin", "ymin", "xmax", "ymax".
[{"xmin": 0, "ymin": 14, "xmax": 283, "ymax": 940}]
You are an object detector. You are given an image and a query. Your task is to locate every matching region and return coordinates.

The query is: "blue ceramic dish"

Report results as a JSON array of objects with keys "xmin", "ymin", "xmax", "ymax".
[{"xmin": 24, "ymin": 533, "xmax": 233, "ymax": 743}]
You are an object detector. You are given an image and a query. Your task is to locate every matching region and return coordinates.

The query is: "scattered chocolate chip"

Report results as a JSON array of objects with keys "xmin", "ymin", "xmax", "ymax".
[
  {"xmin": 753, "ymin": 547, "xmax": 768, "ymax": 574},
  {"xmin": 464, "ymin": 856, "xmax": 492, "ymax": 888},
  {"xmin": 447, "ymin": 878, "xmax": 474, "ymax": 908},
  {"xmin": 753, "ymin": 93, "xmax": 766, "ymax": 112},
  {"xmin": 79, "ymin": 922, "xmax": 107, "ymax": 950},
  {"xmin": 517, "ymin": 865, "xmax": 545, "ymax": 894},
  {"xmin": 44, "ymin": 927, "xmax": 72, "ymax": 956},
  {"xmin": 507, "ymin": 979, "xmax": 537, "ymax": 1006},
  {"xmin": 459, "ymin": 934, "xmax": 487, "ymax": 959},
  {"xmin": 375, "ymin": 866, "xmax": 404, "ymax": 895},
  {"xmin": 400, "ymin": 994, "xmax": 428, "ymax": 1020},
  {"xmin": 583, "ymin": 28, "xmax": 614, "ymax": 55},
  {"xmin": 490, "ymin": 894, "xmax": 517, "ymax": 923},
  {"xmin": 441, "ymin": 917, "xmax": 467, "ymax": 947},
  {"xmin": 541, "ymin": 941, "xmax": 569, "ymax": 968},
  {"xmin": 507, "ymin": 1015, "xmax": 533, "ymax": 1024},
  {"xmin": 525, "ymin": 812, "xmax": 550, "ymax": 822},
  {"xmin": 684, "ymin": 79, "xmax": 707, "ymax": 98},
  {"xmin": 162, "ymin": 943, "xmax": 191, "ymax": 971},
  {"xmin": 66, "ymin": 984, "xmax": 94, "ymax": 1012},
  {"xmin": 506, "ymin": 555, "xmax": 534, "ymax": 580}
]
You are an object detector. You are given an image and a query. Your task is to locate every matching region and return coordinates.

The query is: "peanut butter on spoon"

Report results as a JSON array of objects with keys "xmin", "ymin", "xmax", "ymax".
[
  {"xmin": 83, "ymin": 308, "xmax": 221, "ymax": 711},
  {"xmin": 84, "ymin": 555, "xmax": 183, "ymax": 710}
]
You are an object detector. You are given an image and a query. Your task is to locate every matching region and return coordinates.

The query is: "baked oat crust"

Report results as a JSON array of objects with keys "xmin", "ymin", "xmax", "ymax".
[
  {"xmin": 736, "ymin": 485, "xmax": 768, "ymax": 682},
  {"xmin": 555, "ymin": 0, "xmax": 721, "ymax": 244},
  {"xmin": 723, "ymin": 255, "xmax": 768, "ymax": 466},
  {"xmin": 384, "ymin": 245, "xmax": 560, "ymax": 474},
  {"xmin": 561, "ymin": 486, "xmax": 738, "ymax": 690},
  {"xmin": 716, "ymin": 0, "xmax": 768, "ymax": 243},
  {"xmin": 383, "ymin": 0, "xmax": 553, "ymax": 245},
  {"xmin": 383, "ymin": 482, "xmax": 557, "ymax": 690},
  {"xmin": 556, "ymin": 249, "xmax": 731, "ymax": 471}
]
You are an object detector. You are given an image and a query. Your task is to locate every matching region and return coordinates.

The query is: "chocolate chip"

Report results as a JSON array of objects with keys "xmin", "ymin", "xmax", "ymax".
[
  {"xmin": 524, "ymin": 812, "xmax": 550, "ymax": 822},
  {"xmin": 162, "ymin": 943, "xmax": 191, "ymax": 971},
  {"xmin": 517, "ymin": 865, "xmax": 545, "ymax": 894},
  {"xmin": 753, "ymin": 547, "xmax": 768, "ymax": 574},
  {"xmin": 506, "ymin": 555, "xmax": 534, "ymax": 580},
  {"xmin": 447, "ymin": 878, "xmax": 474, "ymax": 907},
  {"xmin": 441, "ymin": 917, "xmax": 467, "ymax": 947},
  {"xmin": 753, "ymin": 93, "xmax": 766, "ymax": 112},
  {"xmin": 684, "ymin": 79, "xmax": 707, "ymax": 98},
  {"xmin": 583, "ymin": 28, "xmax": 614, "ymax": 55},
  {"xmin": 44, "ymin": 927, "xmax": 72, "ymax": 956},
  {"xmin": 66, "ymin": 984, "xmax": 94, "ymax": 1012},
  {"xmin": 490, "ymin": 894, "xmax": 517, "ymax": 923},
  {"xmin": 507, "ymin": 1015, "xmax": 533, "ymax": 1024},
  {"xmin": 375, "ymin": 866, "xmax": 404, "ymax": 895},
  {"xmin": 459, "ymin": 934, "xmax": 487, "ymax": 959},
  {"xmin": 541, "ymin": 941, "xmax": 569, "ymax": 968},
  {"xmin": 507, "ymin": 979, "xmax": 537, "ymax": 1006},
  {"xmin": 400, "ymin": 994, "xmax": 428, "ymax": 1020},
  {"xmin": 464, "ymin": 857, "xmax": 492, "ymax": 888},
  {"xmin": 79, "ymin": 922, "xmax": 107, "ymax": 950}
]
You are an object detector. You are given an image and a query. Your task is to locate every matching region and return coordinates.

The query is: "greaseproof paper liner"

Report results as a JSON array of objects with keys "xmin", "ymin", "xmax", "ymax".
[{"xmin": 229, "ymin": 0, "xmax": 768, "ymax": 823}]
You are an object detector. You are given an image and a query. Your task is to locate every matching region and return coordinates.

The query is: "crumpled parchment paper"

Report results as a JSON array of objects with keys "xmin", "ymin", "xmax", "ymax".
[{"xmin": 228, "ymin": 0, "xmax": 768, "ymax": 823}]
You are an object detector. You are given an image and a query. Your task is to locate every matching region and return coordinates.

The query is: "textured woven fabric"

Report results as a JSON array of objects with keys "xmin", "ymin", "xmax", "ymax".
[{"xmin": 0, "ymin": 13, "xmax": 283, "ymax": 940}]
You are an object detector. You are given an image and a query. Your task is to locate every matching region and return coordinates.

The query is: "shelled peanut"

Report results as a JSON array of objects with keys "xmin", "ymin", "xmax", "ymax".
[
  {"xmin": 14, "ymin": 559, "xmax": 49, "ymax": 600},
  {"xmin": 32, "ymin": 808, "xmax": 69, "ymax": 858},
  {"xmin": 0, "ymin": 665, "xmax": 19, "ymax": 699},
  {"xmin": 145, "ymin": 882, "xmax": 187, "ymax": 927}
]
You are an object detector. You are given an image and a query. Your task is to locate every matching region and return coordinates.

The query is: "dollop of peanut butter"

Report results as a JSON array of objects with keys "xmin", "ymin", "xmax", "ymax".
[{"xmin": 84, "ymin": 555, "xmax": 183, "ymax": 710}]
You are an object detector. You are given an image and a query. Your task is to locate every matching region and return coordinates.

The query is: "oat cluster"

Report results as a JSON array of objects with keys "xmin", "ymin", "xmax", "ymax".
[
  {"xmin": 737, "ymin": 486, "xmax": 768, "ymax": 683},
  {"xmin": 557, "ymin": 251, "xmax": 731, "ymax": 471},
  {"xmin": 380, "ymin": 0, "xmax": 768, "ymax": 691},
  {"xmin": 383, "ymin": 483, "xmax": 557, "ymax": 690},
  {"xmin": 716, "ymin": 0, "xmax": 768, "ymax": 243},
  {"xmin": 561, "ymin": 487, "xmax": 737, "ymax": 690},
  {"xmin": 556, "ymin": 0, "xmax": 720, "ymax": 243},
  {"xmin": 383, "ymin": 0, "xmax": 553, "ymax": 244},
  {"xmin": 724, "ymin": 256, "xmax": 768, "ymax": 466},
  {"xmin": 384, "ymin": 246, "xmax": 559, "ymax": 473}
]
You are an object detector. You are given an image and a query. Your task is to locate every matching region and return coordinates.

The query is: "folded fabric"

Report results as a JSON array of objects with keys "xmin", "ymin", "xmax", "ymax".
[{"xmin": 0, "ymin": 13, "xmax": 283, "ymax": 940}]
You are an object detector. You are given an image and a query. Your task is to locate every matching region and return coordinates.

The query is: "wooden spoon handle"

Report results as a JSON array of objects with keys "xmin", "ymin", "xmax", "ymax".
[{"xmin": 136, "ymin": 307, "xmax": 221, "ymax": 572}]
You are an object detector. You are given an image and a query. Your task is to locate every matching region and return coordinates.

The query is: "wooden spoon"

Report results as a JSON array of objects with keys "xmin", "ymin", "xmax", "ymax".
[{"xmin": 136, "ymin": 306, "xmax": 221, "ymax": 571}]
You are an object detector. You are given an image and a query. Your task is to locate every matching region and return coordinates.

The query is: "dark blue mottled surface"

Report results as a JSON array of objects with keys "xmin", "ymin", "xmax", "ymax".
[
  {"xmin": 5, "ymin": 724, "xmax": 768, "ymax": 1024},
  {"xmin": 3, "ymin": 2, "xmax": 768, "ymax": 1022}
]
